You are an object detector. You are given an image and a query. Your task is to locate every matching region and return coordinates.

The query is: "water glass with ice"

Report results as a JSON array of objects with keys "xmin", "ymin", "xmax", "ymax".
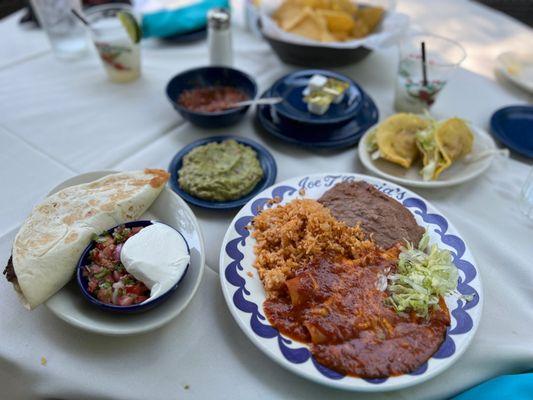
[{"xmin": 30, "ymin": 0, "xmax": 88, "ymax": 60}]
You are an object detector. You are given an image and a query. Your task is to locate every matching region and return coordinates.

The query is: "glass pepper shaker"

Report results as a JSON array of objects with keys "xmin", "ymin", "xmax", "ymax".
[{"xmin": 208, "ymin": 8, "xmax": 233, "ymax": 66}]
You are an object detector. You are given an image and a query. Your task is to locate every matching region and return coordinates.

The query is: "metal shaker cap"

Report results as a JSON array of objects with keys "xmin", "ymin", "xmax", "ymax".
[{"xmin": 208, "ymin": 8, "xmax": 231, "ymax": 30}]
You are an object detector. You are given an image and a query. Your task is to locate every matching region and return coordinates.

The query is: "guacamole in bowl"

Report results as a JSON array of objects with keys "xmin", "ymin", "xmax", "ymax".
[{"xmin": 168, "ymin": 136, "xmax": 277, "ymax": 209}]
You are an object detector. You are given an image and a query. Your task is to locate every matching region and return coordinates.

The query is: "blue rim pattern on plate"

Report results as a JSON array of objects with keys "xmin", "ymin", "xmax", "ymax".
[
  {"xmin": 222, "ymin": 174, "xmax": 481, "ymax": 388},
  {"xmin": 490, "ymin": 105, "xmax": 533, "ymax": 158},
  {"xmin": 269, "ymin": 69, "xmax": 364, "ymax": 125},
  {"xmin": 168, "ymin": 135, "xmax": 278, "ymax": 209},
  {"xmin": 77, "ymin": 220, "xmax": 190, "ymax": 313},
  {"xmin": 256, "ymin": 90, "xmax": 379, "ymax": 149}
]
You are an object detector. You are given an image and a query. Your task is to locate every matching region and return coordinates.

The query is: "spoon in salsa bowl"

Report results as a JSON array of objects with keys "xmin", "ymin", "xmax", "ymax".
[{"xmin": 221, "ymin": 97, "xmax": 284, "ymax": 110}]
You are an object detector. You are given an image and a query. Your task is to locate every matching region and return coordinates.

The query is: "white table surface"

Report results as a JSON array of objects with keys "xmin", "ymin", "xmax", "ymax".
[{"xmin": 1, "ymin": 1, "xmax": 533, "ymax": 399}]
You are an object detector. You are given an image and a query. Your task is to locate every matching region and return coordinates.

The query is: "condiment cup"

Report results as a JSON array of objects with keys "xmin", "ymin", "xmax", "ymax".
[
  {"xmin": 165, "ymin": 66, "xmax": 258, "ymax": 128},
  {"xmin": 76, "ymin": 220, "xmax": 190, "ymax": 314}
]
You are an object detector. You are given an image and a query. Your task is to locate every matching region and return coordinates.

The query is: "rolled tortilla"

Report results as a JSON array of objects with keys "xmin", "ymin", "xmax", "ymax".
[{"xmin": 8, "ymin": 169, "xmax": 169, "ymax": 310}]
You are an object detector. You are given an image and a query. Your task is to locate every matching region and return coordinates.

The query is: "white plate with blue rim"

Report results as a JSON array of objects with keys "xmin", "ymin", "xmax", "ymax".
[
  {"xmin": 44, "ymin": 171, "xmax": 205, "ymax": 336},
  {"xmin": 219, "ymin": 173, "xmax": 482, "ymax": 391}
]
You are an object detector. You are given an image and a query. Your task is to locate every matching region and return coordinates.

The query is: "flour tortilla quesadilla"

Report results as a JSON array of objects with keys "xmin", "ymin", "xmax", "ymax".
[{"xmin": 4, "ymin": 169, "xmax": 170, "ymax": 310}]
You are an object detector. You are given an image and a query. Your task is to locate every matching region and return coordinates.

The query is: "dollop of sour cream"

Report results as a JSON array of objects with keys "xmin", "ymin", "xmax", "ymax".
[{"xmin": 120, "ymin": 222, "xmax": 189, "ymax": 304}]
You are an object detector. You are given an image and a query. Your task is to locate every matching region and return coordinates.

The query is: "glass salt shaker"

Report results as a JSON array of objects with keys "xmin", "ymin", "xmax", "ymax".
[{"xmin": 208, "ymin": 8, "xmax": 233, "ymax": 66}]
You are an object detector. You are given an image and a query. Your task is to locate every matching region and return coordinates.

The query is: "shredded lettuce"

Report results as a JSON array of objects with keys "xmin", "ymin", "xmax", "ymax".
[
  {"xmin": 365, "ymin": 128, "xmax": 378, "ymax": 152},
  {"xmin": 415, "ymin": 117, "xmax": 443, "ymax": 181},
  {"xmin": 415, "ymin": 125, "xmax": 437, "ymax": 153},
  {"xmin": 386, "ymin": 233, "xmax": 459, "ymax": 318}
]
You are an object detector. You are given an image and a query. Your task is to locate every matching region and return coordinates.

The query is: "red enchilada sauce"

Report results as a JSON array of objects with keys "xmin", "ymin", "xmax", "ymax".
[{"xmin": 264, "ymin": 256, "xmax": 450, "ymax": 378}]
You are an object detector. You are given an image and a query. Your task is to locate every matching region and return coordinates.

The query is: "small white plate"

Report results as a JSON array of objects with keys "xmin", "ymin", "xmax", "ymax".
[
  {"xmin": 219, "ymin": 173, "xmax": 482, "ymax": 391},
  {"xmin": 496, "ymin": 51, "xmax": 533, "ymax": 94},
  {"xmin": 358, "ymin": 124, "xmax": 497, "ymax": 188},
  {"xmin": 44, "ymin": 171, "xmax": 205, "ymax": 336}
]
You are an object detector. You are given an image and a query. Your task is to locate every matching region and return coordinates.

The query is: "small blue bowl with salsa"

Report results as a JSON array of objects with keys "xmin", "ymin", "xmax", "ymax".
[
  {"xmin": 76, "ymin": 220, "xmax": 190, "ymax": 314},
  {"xmin": 166, "ymin": 66, "xmax": 258, "ymax": 128}
]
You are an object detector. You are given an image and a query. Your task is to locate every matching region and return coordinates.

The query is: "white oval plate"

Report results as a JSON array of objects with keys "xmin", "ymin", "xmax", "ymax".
[
  {"xmin": 219, "ymin": 173, "xmax": 482, "ymax": 392},
  {"xmin": 45, "ymin": 171, "xmax": 205, "ymax": 336},
  {"xmin": 496, "ymin": 51, "xmax": 533, "ymax": 94},
  {"xmin": 358, "ymin": 124, "xmax": 497, "ymax": 188}
]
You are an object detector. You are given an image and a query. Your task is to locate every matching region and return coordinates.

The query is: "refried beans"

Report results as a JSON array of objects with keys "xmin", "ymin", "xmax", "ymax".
[{"xmin": 318, "ymin": 181, "xmax": 425, "ymax": 249}]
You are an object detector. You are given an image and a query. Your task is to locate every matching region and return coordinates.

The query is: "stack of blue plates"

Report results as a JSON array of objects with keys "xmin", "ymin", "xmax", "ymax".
[{"xmin": 255, "ymin": 70, "xmax": 379, "ymax": 149}]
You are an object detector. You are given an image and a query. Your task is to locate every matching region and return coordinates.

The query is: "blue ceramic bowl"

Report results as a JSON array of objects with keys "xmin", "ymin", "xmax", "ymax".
[
  {"xmin": 166, "ymin": 66, "xmax": 258, "ymax": 128},
  {"xmin": 269, "ymin": 69, "xmax": 364, "ymax": 127},
  {"xmin": 168, "ymin": 135, "xmax": 277, "ymax": 209},
  {"xmin": 490, "ymin": 105, "xmax": 533, "ymax": 158},
  {"xmin": 76, "ymin": 220, "xmax": 190, "ymax": 314}
]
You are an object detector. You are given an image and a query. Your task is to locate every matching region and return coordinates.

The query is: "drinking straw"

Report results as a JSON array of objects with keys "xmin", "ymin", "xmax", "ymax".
[
  {"xmin": 421, "ymin": 41, "xmax": 428, "ymax": 87},
  {"xmin": 71, "ymin": 9, "xmax": 91, "ymax": 28}
]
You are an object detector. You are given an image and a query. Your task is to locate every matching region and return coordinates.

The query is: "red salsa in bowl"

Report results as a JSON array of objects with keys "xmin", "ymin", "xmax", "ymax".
[
  {"xmin": 82, "ymin": 225, "xmax": 150, "ymax": 306},
  {"xmin": 177, "ymin": 86, "xmax": 249, "ymax": 113}
]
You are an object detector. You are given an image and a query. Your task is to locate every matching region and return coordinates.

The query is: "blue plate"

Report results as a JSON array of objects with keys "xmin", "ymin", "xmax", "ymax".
[
  {"xmin": 256, "ymin": 90, "xmax": 379, "ymax": 149},
  {"xmin": 168, "ymin": 135, "xmax": 277, "ymax": 209},
  {"xmin": 76, "ymin": 220, "xmax": 190, "ymax": 314},
  {"xmin": 269, "ymin": 69, "xmax": 364, "ymax": 126},
  {"xmin": 490, "ymin": 105, "xmax": 533, "ymax": 158},
  {"xmin": 162, "ymin": 26, "xmax": 207, "ymax": 43}
]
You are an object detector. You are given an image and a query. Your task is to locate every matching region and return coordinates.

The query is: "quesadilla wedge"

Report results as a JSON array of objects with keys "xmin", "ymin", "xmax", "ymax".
[{"xmin": 4, "ymin": 169, "xmax": 169, "ymax": 310}]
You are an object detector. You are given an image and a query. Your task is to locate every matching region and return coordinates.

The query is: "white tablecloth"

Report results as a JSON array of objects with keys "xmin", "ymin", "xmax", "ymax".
[{"xmin": 1, "ymin": 1, "xmax": 532, "ymax": 399}]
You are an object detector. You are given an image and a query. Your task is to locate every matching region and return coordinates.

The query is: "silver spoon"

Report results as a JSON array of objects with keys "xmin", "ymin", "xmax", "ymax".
[{"xmin": 222, "ymin": 97, "xmax": 283, "ymax": 110}]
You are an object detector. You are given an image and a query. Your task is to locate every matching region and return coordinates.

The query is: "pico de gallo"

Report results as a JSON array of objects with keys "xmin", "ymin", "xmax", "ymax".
[{"xmin": 82, "ymin": 225, "xmax": 150, "ymax": 306}]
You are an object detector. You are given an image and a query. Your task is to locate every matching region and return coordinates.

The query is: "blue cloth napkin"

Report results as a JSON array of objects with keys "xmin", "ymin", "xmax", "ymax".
[
  {"xmin": 453, "ymin": 373, "xmax": 533, "ymax": 400},
  {"xmin": 142, "ymin": 0, "xmax": 229, "ymax": 38}
]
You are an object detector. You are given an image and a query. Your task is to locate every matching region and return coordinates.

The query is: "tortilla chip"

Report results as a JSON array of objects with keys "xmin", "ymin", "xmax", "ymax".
[
  {"xmin": 356, "ymin": 6, "xmax": 384, "ymax": 32},
  {"xmin": 350, "ymin": 18, "xmax": 370, "ymax": 38},
  {"xmin": 274, "ymin": 2, "xmax": 306, "ymax": 30},
  {"xmin": 317, "ymin": 9, "xmax": 355, "ymax": 33},
  {"xmin": 286, "ymin": 8, "xmax": 330, "ymax": 42}
]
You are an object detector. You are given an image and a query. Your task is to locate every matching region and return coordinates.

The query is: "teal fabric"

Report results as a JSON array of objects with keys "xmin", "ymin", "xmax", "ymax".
[
  {"xmin": 141, "ymin": 0, "xmax": 230, "ymax": 38},
  {"xmin": 453, "ymin": 373, "xmax": 533, "ymax": 400}
]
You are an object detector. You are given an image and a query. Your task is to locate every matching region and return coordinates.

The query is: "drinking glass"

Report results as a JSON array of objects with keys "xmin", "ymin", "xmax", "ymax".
[
  {"xmin": 30, "ymin": 0, "xmax": 88, "ymax": 60},
  {"xmin": 519, "ymin": 167, "xmax": 533, "ymax": 219},
  {"xmin": 85, "ymin": 4, "xmax": 141, "ymax": 83},
  {"xmin": 394, "ymin": 33, "xmax": 466, "ymax": 113}
]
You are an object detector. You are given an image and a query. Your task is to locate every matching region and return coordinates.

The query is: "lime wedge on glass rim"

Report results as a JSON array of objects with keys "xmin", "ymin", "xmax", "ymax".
[{"xmin": 118, "ymin": 11, "xmax": 141, "ymax": 43}]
